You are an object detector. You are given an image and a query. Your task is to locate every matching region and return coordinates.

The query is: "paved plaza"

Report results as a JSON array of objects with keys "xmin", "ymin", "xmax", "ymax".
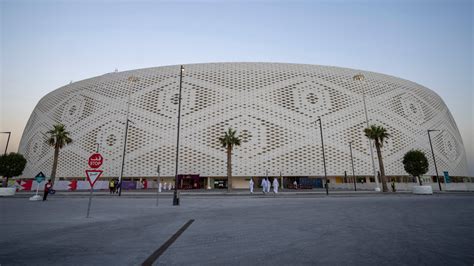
[{"xmin": 1, "ymin": 193, "xmax": 473, "ymax": 265}]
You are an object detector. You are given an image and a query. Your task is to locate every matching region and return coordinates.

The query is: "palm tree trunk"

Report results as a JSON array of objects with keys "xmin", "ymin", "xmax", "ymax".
[
  {"xmin": 50, "ymin": 145, "xmax": 60, "ymax": 185},
  {"xmin": 227, "ymin": 147, "xmax": 232, "ymax": 192},
  {"xmin": 375, "ymin": 142, "xmax": 388, "ymax": 192}
]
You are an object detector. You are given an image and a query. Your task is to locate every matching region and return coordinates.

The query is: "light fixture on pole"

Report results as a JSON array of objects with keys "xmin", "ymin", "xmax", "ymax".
[
  {"xmin": 173, "ymin": 65, "xmax": 184, "ymax": 206},
  {"xmin": 0, "ymin": 132, "xmax": 11, "ymax": 155},
  {"xmin": 349, "ymin": 142, "xmax": 356, "ymax": 191},
  {"xmin": 353, "ymin": 74, "xmax": 380, "ymax": 192},
  {"xmin": 316, "ymin": 117, "xmax": 328, "ymax": 195},
  {"xmin": 428, "ymin": 129, "xmax": 442, "ymax": 191},
  {"xmin": 118, "ymin": 76, "xmax": 139, "ymax": 196}
]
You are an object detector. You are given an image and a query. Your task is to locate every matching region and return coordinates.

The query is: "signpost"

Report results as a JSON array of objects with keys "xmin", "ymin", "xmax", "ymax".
[
  {"xmin": 85, "ymin": 152, "xmax": 104, "ymax": 218},
  {"xmin": 29, "ymin": 172, "xmax": 45, "ymax": 201},
  {"xmin": 85, "ymin": 170, "xmax": 103, "ymax": 218}
]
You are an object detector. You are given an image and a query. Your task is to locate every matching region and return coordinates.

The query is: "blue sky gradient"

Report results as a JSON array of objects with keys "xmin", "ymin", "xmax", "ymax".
[{"xmin": 1, "ymin": 0, "xmax": 472, "ymax": 174}]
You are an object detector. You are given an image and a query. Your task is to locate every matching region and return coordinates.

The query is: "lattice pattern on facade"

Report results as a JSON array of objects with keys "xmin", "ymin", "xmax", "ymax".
[{"xmin": 18, "ymin": 63, "xmax": 468, "ymax": 178}]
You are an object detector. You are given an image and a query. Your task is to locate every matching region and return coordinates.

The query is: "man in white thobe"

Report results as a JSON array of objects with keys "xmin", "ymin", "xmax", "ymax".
[
  {"xmin": 261, "ymin": 178, "xmax": 267, "ymax": 194},
  {"xmin": 249, "ymin": 179, "xmax": 254, "ymax": 194},
  {"xmin": 273, "ymin": 178, "xmax": 279, "ymax": 194},
  {"xmin": 158, "ymin": 182, "xmax": 162, "ymax": 193},
  {"xmin": 266, "ymin": 178, "xmax": 271, "ymax": 193},
  {"xmin": 163, "ymin": 182, "xmax": 167, "ymax": 191}
]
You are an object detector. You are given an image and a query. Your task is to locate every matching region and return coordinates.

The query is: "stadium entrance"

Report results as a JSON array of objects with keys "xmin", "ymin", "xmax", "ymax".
[{"xmin": 177, "ymin": 174, "xmax": 206, "ymax": 189}]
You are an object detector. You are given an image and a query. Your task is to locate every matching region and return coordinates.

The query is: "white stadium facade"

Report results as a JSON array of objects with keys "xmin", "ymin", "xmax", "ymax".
[{"xmin": 18, "ymin": 63, "xmax": 468, "ymax": 189}]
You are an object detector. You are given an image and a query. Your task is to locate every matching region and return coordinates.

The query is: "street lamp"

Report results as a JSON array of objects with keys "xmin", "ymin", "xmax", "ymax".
[
  {"xmin": 316, "ymin": 117, "xmax": 328, "ymax": 195},
  {"xmin": 118, "ymin": 76, "xmax": 139, "ymax": 196},
  {"xmin": 349, "ymin": 142, "xmax": 356, "ymax": 191},
  {"xmin": 428, "ymin": 129, "xmax": 442, "ymax": 191},
  {"xmin": 353, "ymin": 74, "xmax": 380, "ymax": 192},
  {"xmin": 173, "ymin": 65, "xmax": 185, "ymax": 206},
  {"xmin": 0, "ymin": 132, "xmax": 11, "ymax": 155},
  {"xmin": 156, "ymin": 165, "xmax": 160, "ymax": 206}
]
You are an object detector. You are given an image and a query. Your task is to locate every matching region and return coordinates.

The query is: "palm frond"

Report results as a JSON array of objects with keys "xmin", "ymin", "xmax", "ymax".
[
  {"xmin": 365, "ymin": 124, "xmax": 390, "ymax": 145},
  {"xmin": 218, "ymin": 127, "xmax": 242, "ymax": 149},
  {"xmin": 45, "ymin": 123, "xmax": 72, "ymax": 148}
]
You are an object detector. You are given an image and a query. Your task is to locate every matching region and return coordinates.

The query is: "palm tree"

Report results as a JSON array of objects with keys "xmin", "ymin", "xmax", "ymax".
[
  {"xmin": 46, "ymin": 124, "xmax": 72, "ymax": 185},
  {"xmin": 218, "ymin": 128, "xmax": 241, "ymax": 192},
  {"xmin": 364, "ymin": 124, "xmax": 390, "ymax": 192}
]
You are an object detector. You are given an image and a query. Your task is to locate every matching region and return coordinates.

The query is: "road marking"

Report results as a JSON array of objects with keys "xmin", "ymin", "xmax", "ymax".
[{"xmin": 142, "ymin": 219, "xmax": 194, "ymax": 266}]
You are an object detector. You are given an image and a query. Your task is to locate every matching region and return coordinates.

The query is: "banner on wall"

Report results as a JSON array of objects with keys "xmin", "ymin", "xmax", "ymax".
[
  {"xmin": 11, "ymin": 179, "xmax": 162, "ymax": 191},
  {"xmin": 69, "ymin": 180, "xmax": 77, "ymax": 191},
  {"xmin": 121, "ymin": 181, "xmax": 137, "ymax": 190}
]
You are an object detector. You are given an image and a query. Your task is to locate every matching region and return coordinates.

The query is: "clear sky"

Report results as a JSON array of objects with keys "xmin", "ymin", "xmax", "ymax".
[{"xmin": 1, "ymin": 0, "xmax": 473, "ymax": 174}]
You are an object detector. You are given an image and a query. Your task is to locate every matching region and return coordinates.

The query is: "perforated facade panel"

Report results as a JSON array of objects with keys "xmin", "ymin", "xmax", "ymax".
[{"xmin": 18, "ymin": 63, "xmax": 468, "ymax": 178}]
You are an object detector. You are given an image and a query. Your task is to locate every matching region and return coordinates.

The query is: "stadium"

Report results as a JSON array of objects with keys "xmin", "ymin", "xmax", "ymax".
[{"xmin": 18, "ymin": 63, "xmax": 468, "ymax": 190}]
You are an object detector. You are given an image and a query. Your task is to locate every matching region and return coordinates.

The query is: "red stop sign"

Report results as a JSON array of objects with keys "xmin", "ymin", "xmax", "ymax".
[{"xmin": 88, "ymin": 153, "xmax": 103, "ymax": 169}]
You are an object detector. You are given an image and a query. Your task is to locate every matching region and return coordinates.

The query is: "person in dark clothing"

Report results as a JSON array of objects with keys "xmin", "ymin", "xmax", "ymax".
[
  {"xmin": 116, "ymin": 180, "xmax": 122, "ymax": 194},
  {"xmin": 43, "ymin": 179, "xmax": 52, "ymax": 201},
  {"xmin": 113, "ymin": 179, "xmax": 119, "ymax": 194}
]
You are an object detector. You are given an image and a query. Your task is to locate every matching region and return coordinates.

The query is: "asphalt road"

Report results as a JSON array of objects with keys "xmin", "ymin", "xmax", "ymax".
[{"xmin": 1, "ymin": 193, "xmax": 473, "ymax": 265}]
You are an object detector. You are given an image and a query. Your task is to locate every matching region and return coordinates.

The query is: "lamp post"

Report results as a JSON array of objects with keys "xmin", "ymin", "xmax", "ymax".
[
  {"xmin": 156, "ymin": 165, "xmax": 160, "ymax": 206},
  {"xmin": 349, "ymin": 142, "xmax": 356, "ymax": 191},
  {"xmin": 118, "ymin": 76, "xmax": 139, "ymax": 196},
  {"xmin": 428, "ymin": 129, "xmax": 442, "ymax": 191},
  {"xmin": 95, "ymin": 143, "xmax": 100, "ymax": 153},
  {"xmin": 280, "ymin": 171, "xmax": 283, "ymax": 190},
  {"xmin": 0, "ymin": 132, "xmax": 11, "ymax": 155},
  {"xmin": 353, "ymin": 74, "xmax": 380, "ymax": 192},
  {"xmin": 173, "ymin": 65, "xmax": 185, "ymax": 206},
  {"xmin": 316, "ymin": 117, "xmax": 328, "ymax": 195}
]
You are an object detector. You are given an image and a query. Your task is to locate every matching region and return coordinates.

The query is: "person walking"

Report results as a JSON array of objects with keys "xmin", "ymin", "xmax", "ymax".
[
  {"xmin": 43, "ymin": 179, "xmax": 52, "ymax": 201},
  {"xmin": 117, "ymin": 180, "xmax": 122, "ymax": 194},
  {"xmin": 273, "ymin": 178, "xmax": 279, "ymax": 194},
  {"xmin": 109, "ymin": 179, "xmax": 115, "ymax": 194},
  {"xmin": 261, "ymin": 178, "xmax": 267, "ymax": 194},
  {"xmin": 249, "ymin": 178, "xmax": 254, "ymax": 194},
  {"xmin": 266, "ymin": 178, "xmax": 271, "ymax": 193}
]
